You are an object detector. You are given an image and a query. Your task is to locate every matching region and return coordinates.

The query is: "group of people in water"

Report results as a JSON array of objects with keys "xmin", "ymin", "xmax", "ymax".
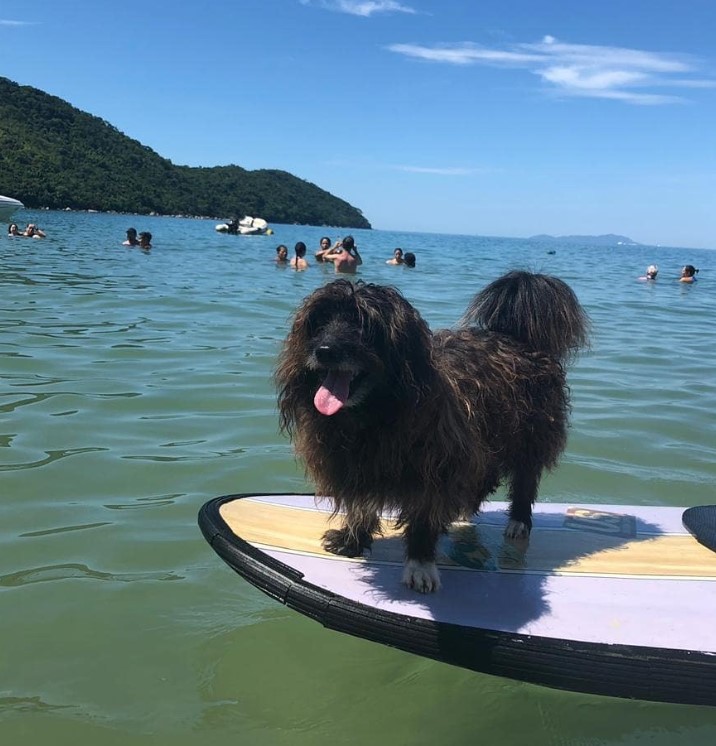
[
  {"xmin": 7, "ymin": 222, "xmax": 46, "ymax": 238},
  {"xmin": 385, "ymin": 247, "xmax": 416, "ymax": 267},
  {"xmin": 638, "ymin": 264, "xmax": 700, "ymax": 283},
  {"xmin": 123, "ymin": 227, "xmax": 152, "ymax": 249},
  {"xmin": 11, "ymin": 223, "xmax": 699, "ymax": 288},
  {"xmin": 274, "ymin": 236, "xmax": 416, "ymax": 272}
]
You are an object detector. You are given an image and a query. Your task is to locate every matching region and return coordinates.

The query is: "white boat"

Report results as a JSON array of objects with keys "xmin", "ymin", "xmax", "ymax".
[
  {"xmin": 0, "ymin": 195, "xmax": 24, "ymax": 222},
  {"xmin": 215, "ymin": 216, "xmax": 272, "ymax": 235}
]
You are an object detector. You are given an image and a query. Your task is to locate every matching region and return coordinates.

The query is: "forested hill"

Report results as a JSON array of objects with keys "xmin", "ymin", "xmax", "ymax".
[
  {"xmin": 529, "ymin": 233, "xmax": 640, "ymax": 246},
  {"xmin": 0, "ymin": 77, "xmax": 371, "ymax": 228}
]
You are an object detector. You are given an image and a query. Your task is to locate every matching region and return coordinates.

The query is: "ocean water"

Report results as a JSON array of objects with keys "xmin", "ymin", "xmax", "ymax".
[{"xmin": 1, "ymin": 210, "xmax": 715, "ymax": 745}]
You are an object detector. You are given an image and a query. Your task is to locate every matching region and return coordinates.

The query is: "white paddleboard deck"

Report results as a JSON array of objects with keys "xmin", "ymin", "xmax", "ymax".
[{"xmin": 199, "ymin": 494, "xmax": 716, "ymax": 706}]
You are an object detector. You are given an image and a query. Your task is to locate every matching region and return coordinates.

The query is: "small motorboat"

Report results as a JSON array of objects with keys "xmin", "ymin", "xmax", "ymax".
[
  {"xmin": 215, "ymin": 216, "xmax": 272, "ymax": 235},
  {"xmin": 0, "ymin": 195, "xmax": 24, "ymax": 222}
]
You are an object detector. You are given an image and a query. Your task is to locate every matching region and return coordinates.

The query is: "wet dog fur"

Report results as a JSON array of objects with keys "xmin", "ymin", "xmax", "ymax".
[{"xmin": 275, "ymin": 271, "xmax": 589, "ymax": 592}]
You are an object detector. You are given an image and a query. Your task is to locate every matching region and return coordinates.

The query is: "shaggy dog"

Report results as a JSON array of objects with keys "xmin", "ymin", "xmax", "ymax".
[{"xmin": 275, "ymin": 271, "xmax": 589, "ymax": 592}]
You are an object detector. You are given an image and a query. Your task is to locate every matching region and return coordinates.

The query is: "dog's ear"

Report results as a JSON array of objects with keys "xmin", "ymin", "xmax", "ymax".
[
  {"xmin": 285, "ymin": 282, "xmax": 340, "ymax": 348},
  {"xmin": 292, "ymin": 280, "xmax": 356, "ymax": 341},
  {"xmin": 355, "ymin": 284, "xmax": 435, "ymax": 396}
]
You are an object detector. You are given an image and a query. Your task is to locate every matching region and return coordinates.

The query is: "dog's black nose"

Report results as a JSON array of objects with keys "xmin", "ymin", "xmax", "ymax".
[{"xmin": 315, "ymin": 345, "xmax": 338, "ymax": 365}]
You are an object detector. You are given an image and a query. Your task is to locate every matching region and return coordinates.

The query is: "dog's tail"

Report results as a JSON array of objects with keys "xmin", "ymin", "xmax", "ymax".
[{"xmin": 461, "ymin": 270, "xmax": 589, "ymax": 361}]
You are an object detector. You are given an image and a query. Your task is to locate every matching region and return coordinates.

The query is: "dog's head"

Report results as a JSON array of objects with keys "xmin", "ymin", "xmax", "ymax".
[{"xmin": 276, "ymin": 280, "xmax": 434, "ymax": 426}]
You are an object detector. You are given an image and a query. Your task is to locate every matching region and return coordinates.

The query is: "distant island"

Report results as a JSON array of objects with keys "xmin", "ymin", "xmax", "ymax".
[
  {"xmin": 0, "ymin": 76, "xmax": 371, "ymax": 229},
  {"xmin": 528, "ymin": 233, "xmax": 641, "ymax": 246}
]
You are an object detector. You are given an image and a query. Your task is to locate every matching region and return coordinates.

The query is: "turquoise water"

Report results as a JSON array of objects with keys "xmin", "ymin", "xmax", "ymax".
[{"xmin": 2, "ymin": 211, "xmax": 715, "ymax": 744}]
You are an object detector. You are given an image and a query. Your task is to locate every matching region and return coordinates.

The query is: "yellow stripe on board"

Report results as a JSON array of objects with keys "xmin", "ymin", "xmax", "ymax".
[{"xmin": 219, "ymin": 499, "xmax": 716, "ymax": 579}]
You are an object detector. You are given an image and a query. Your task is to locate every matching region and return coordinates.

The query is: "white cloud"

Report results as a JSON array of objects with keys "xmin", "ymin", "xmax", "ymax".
[
  {"xmin": 388, "ymin": 43, "xmax": 541, "ymax": 66},
  {"xmin": 528, "ymin": 36, "xmax": 690, "ymax": 74},
  {"xmin": 387, "ymin": 36, "xmax": 713, "ymax": 105},
  {"xmin": 541, "ymin": 66, "xmax": 648, "ymax": 90},
  {"xmin": 391, "ymin": 165, "xmax": 478, "ymax": 175},
  {"xmin": 0, "ymin": 19, "xmax": 33, "ymax": 26},
  {"xmin": 323, "ymin": 157, "xmax": 482, "ymax": 175},
  {"xmin": 300, "ymin": 1, "xmax": 417, "ymax": 17}
]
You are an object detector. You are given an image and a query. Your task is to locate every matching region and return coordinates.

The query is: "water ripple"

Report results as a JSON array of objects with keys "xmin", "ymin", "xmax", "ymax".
[
  {"xmin": 20, "ymin": 522, "xmax": 112, "ymax": 538},
  {"xmin": 0, "ymin": 447, "xmax": 109, "ymax": 471},
  {"xmin": 0, "ymin": 696, "xmax": 73, "ymax": 714},
  {"xmin": 0, "ymin": 563, "xmax": 183, "ymax": 587},
  {"xmin": 103, "ymin": 493, "xmax": 184, "ymax": 510}
]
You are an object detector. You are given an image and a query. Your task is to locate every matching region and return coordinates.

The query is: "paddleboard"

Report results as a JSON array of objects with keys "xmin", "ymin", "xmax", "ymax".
[{"xmin": 198, "ymin": 493, "xmax": 716, "ymax": 706}]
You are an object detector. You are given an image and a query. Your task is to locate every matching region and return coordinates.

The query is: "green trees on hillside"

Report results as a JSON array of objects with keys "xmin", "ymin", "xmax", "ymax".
[{"xmin": 0, "ymin": 77, "xmax": 371, "ymax": 228}]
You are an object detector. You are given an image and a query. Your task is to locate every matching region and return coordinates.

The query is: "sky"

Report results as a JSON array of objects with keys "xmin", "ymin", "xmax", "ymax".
[{"xmin": 2, "ymin": 0, "xmax": 715, "ymax": 248}]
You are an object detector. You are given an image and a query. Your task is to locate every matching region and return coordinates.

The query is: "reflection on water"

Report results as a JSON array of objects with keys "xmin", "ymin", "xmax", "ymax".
[
  {"xmin": 0, "ymin": 562, "xmax": 184, "ymax": 587},
  {"xmin": 1, "ymin": 211, "xmax": 715, "ymax": 744},
  {"xmin": 20, "ymin": 521, "xmax": 112, "ymax": 538}
]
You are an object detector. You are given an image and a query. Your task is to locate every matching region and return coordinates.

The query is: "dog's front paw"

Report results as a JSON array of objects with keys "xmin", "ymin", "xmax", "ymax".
[
  {"xmin": 402, "ymin": 560, "xmax": 441, "ymax": 593},
  {"xmin": 321, "ymin": 528, "xmax": 370, "ymax": 557},
  {"xmin": 504, "ymin": 519, "xmax": 531, "ymax": 539}
]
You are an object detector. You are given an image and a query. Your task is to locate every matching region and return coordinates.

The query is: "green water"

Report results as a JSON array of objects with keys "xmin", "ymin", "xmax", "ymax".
[{"xmin": 2, "ymin": 211, "xmax": 715, "ymax": 744}]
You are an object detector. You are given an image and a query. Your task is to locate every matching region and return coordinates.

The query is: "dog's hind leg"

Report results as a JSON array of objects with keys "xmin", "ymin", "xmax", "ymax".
[
  {"xmin": 505, "ymin": 467, "xmax": 540, "ymax": 539},
  {"xmin": 460, "ymin": 471, "xmax": 500, "ymax": 521},
  {"xmin": 322, "ymin": 510, "xmax": 379, "ymax": 557},
  {"xmin": 401, "ymin": 517, "xmax": 443, "ymax": 593}
]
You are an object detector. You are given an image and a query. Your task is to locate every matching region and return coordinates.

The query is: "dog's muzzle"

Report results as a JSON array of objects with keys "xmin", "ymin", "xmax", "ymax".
[{"xmin": 315, "ymin": 345, "xmax": 339, "ymax": 366}]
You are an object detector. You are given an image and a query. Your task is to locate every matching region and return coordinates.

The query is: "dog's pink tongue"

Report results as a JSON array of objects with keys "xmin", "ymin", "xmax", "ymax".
[{"xmin": 314, "ymin": 371, "xmax": 351, "ymax": 415}]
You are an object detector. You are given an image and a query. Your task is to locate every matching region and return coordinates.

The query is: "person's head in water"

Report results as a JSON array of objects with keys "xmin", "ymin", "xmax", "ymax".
[
  {"xmin": 295, "ymin": 241, "xmax": 307, "ymax": 258},
  {"xmin": 646, "ymin": 264, "xmax": 658, "ymax": 280},
  {"xmin": 276, "ymin": 244, "xmax": 288, "ymax": 262},
  {"xmin": 341, "ymin": 235, "xmax": 355, "ymax": 251},
  {"xmin": 139, "ymin": 231, "xmax": 152, "ymax": 248},
  {"xmin": 681, "ymin": 264, "xmax": 698, "ymax": 278},
  {"xmin": 403, "ymin": 252, "xmax": 416, "ymax": 268}
]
